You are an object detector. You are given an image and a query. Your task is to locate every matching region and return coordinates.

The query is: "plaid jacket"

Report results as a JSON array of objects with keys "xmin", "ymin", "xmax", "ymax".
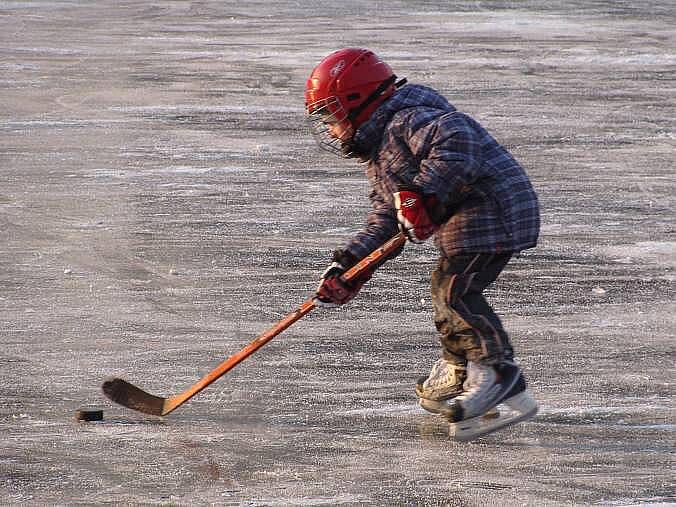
[{"xmin": 343, "ymin": 84, "xmax": 540, "ymax": 260}]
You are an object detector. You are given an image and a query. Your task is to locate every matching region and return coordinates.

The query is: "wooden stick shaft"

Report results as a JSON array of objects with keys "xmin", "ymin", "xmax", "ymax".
[
  {"xmin": 164, "ymin": 299, "xmax": 316, "ymax": 413},
  {"xmin": 163, "ymin": 233, "xmax": 406, "ymax": 414}
]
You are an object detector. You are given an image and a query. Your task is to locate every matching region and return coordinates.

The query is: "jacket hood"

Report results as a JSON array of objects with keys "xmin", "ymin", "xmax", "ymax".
[{"xmin": 351, "ymin": 84, "xmax": 456, "ymax": 156}]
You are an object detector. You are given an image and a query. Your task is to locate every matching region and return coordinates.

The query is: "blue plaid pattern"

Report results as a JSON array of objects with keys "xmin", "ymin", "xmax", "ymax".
[{"xmin": 343, "ymin": 84, "xmax": 540, "ymax": 259}]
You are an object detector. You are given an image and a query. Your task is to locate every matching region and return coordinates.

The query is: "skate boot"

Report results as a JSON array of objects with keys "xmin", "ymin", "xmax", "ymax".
[
  {"xmin": 415, "ymin": 358, "xmax": 466, "ymax": 415},
  {"xmin": 444, "ymin": 361, "xmax": 539, "ymax": 441}
]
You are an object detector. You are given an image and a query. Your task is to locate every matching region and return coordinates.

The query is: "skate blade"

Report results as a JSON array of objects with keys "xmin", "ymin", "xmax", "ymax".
[
  {"xmin": 419, "ymin": 397, "xmax": 500, "ymax": 419},
  {"xmin": 448, "ymin": 391, "xmax": 539, "ymax": 442}
]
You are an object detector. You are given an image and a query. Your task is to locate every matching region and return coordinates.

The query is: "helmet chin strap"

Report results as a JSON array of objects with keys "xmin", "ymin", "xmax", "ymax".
[
  {"xmin": 346, "ymin": 75, "xmax": 406, "ymax": 123},
  {"xmin": 342, "ymin": 76, "xmax": 407, "ymax": 160},
  {"xmin": 339, "ymin": 139, "xmax": 365, "ymax": 160}
]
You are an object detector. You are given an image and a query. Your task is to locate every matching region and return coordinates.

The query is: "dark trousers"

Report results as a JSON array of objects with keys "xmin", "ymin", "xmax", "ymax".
[{"xmin": 430, "ymin": 253, "xmax": 514, "ymax": 365}]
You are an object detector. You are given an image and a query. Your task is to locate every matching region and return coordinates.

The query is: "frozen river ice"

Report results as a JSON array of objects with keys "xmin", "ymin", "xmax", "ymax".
[{"xmin": 1, "ymin": 1, "xmax": 674, "ymax": 505}]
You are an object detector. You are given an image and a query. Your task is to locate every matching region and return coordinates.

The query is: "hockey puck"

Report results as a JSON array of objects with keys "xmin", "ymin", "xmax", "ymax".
[{"xmin": 75, "ymin": 407, "xmax": 103, "ymax": 421}]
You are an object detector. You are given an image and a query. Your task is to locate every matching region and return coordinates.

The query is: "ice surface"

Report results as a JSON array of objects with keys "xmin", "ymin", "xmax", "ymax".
[
  {"xmin": 599, "ymin": 242, "xmax": 676, "ymax": 268},
  {"xmin": 1, "ymin": 1, "xmax": 675, "ymax": 505}
]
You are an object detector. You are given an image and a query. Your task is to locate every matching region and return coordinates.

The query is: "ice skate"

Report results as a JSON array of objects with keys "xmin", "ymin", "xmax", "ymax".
[
  {"xmin": 416, "ymin": 360, "xmax": 501, "ymax": 419},
  {"xmin": 415, "ymin": 358, "xmax": 466, "ymax": 414},
  {"xmin": 442, "ymin": 361, "xmax": 539, "ymax": 441}
]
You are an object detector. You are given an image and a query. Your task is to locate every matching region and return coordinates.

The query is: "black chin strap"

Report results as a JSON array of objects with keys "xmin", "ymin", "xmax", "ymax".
[
  {"xmin": 343, "ymin": 76, "xmax": 407, "ymax": 160},
  {"xmin": 347, "ymin": 74, "xmax": 405, "ymax": 122}
]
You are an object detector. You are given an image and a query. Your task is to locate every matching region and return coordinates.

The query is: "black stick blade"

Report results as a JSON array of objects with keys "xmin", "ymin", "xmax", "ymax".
[{"xmin": 102, "ymin": 378, "xmax": 166, "ymax": 416}]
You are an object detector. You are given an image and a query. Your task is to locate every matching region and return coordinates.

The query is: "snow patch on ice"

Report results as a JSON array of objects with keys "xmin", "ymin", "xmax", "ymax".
[
  {"xmin": 11, "ymin": 46, "xmax": 84, "ymax": 55},
  {"xmin": 540, "ymin": 223, "xmax": 563, "ymax": 232},
  {"xmin": 86, "ymin": 166, "xmax": 246, "ymax": 179},
  {"xmin": 338, "ymin": 403, "xmax": 420, "ymax": 417},
  {"xmin": 253, "ymin": 493, "xmax": 369, "ymax": 506},
  {"xmin": 544, "ymin": 405, "xmax": 672, "ymax": 415},
  {"xmin": 619, "ymin": 423, "xmax": 676, "ymax": 430},
  {"xmin": 320, "ymin": 227, "xmax": 353, "ymax": 235},
  {"xmin": 597, "ymin": 241, "xmax": 676, "ymax": 268},
  {"xmin": 603, "ymin": 498, "xmax": 676, "ymax": 506},
  {"xmin": 557, "ymin": 48, "xmax": 676, "ymax": 66},
  {"xmin": 0, "ymin": 62, "xmax": 39, "ymax": 70},
  {"xmin": 415, "ymin": 12, "xmax": 596, "ymax": 37},
  {"xmin": 149, "ymin": 165, "xmax": 244, "ymax": 175},
  {"xmin": 109, "ymin": 105, "xmax": 302, "ymax": 114},
  {"xmin": 3, "ymin": 119, "xmax": 131, "ymax": 127}
]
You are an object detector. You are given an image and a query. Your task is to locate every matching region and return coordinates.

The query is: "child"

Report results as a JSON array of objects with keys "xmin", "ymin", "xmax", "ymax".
[{"xmin": 305, "ymin": 48, "xmax": 540, "ymax": 440}]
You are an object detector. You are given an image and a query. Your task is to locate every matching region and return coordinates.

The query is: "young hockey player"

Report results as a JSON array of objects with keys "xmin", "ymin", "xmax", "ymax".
[{"xmin": 305, "ymin": 48, "xmax": 540, "ymax": 441}]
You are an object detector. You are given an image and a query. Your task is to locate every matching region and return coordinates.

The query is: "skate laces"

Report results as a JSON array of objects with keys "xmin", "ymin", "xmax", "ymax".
[{"xmin": 420, "ymin": 359, "xmax": 466, "ymax": 399}]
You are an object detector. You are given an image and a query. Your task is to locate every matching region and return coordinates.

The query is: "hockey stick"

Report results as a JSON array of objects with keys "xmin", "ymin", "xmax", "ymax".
[{"xmin": 102, "ymin": 233, "xmax": 406, "ymax": 416}]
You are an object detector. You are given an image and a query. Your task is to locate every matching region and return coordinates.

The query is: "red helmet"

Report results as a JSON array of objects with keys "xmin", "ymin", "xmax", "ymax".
[{"xmin": 305, "ymin": 48, "xmax": 397, "ymax": 155}]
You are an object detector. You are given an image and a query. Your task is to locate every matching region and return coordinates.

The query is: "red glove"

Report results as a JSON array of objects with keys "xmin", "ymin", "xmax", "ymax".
[
  {"xmin": 315, "ymin": 250, "xmax": 371, "ymax": 307},
  {"xmin": 393, "ymin": 186, "xmax": 439, "ymax": 243}
]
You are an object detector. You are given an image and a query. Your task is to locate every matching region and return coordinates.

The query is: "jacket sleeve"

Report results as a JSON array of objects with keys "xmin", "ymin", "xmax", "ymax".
[
  {"xmin": 406, "ymin": 114, "xmax": 484, "ymax": 209},
  {"xmin": 343, "ymin": 187, "xmax": 400, "ymax": 261}
]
